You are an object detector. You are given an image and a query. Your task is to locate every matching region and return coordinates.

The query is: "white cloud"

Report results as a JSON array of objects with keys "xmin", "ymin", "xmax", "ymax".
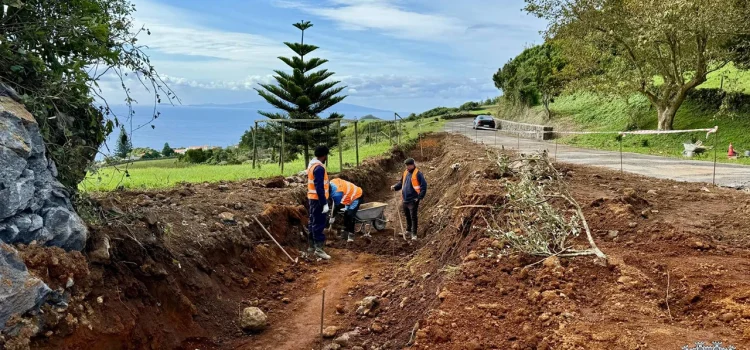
[{"xmin": 276, "ymin": 0, "xmax": 465, "ymax": 41}]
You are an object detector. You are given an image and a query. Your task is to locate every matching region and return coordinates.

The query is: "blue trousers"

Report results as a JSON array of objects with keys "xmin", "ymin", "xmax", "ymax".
[{"xmin": 308, "ymin": 200, "xmax": 327, "ymax": 243}]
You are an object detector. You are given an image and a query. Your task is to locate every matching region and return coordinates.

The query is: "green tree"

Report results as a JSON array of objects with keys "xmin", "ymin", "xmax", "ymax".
[
  {"xmin": 493, "ymin": 43, "xmax": 567, "ymax": 118},
  {"xmin": 525, "ymin": 0, "xmax": 750, "ymax": 130},
  {"xmin": 254, "ymin": 21, "xmax": 347, "ymax": 164},
  {"xmin": 162, "ymin": 142, "xmax": 175, "ymax": 157},
  {"xmin": 115, "ymin": 126, "xmax": 132, "ymax": 159},
  {"xmin": 0, "ymin": 0, "xmax": 175, "ymax": 188}
]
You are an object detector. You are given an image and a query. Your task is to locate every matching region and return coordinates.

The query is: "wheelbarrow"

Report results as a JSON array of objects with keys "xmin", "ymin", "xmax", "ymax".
[{"xmin": 354, "ymin": 202, "xmax": 388, "ymax": 235}]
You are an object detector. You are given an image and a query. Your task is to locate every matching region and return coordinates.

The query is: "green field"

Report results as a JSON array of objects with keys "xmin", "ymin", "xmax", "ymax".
[{"xmin": 81, "ymin": 119, "xmax": 444, "ymax": 192}]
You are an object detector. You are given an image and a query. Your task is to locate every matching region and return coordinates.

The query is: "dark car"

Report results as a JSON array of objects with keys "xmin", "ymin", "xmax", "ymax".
[{"xmin": 472, "ymin": 115, "xmax": 496, "ymax": 129}]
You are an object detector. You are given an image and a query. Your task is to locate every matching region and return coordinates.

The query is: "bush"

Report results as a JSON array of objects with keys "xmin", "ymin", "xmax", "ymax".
[
  {"xmin": 182, "ymin": 149, "xmax": 208, "ymax": 163},
  {"xmin": 459, "ymin": 101, "xmax": 481, "ymax": 111},
  {"xmin": 141, "ymin": 149, "xmax": 161, "ymax": 159}
]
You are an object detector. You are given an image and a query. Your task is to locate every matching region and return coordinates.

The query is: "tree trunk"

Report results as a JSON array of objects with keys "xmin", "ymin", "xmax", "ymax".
[
  {"xmin": 304, "ymin": 141, "xmax": 310, "ymax": 166},
  {"xmin": 543, "ymin": 95, "xmax": 552, "ymax": 120},
  {"xmin": 657, "ymin": 106, "xmax": 677, "ymax": 130}
]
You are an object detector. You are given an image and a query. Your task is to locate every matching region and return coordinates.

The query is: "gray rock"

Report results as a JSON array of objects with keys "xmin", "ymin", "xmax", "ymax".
[
  {"xmin": 240, "ymin": 307, "xmax": 268, "ymax": 332},
  {"xmin": 0, "ymin": 243, "xmax": 51, "ymax": 328},
  {"xmin": 356, "ymin": 296, "xmax": 379, "ymax": 316},
  {"xmin": 0, "ymin": 173, "xmax": 34, "ymax": 219},
  {"xmin": 333, "ymin": 330, "xmax": 360, "ymax": 347},
  {"xmin": 42, "ymin": 207, "xmax": 87, "ymax": 250},
  {"xmin": 0, "ymin": 112, "xmax": 32, "ymax": 157},
  {"xmin": 0, "ymin": 145, "xmax": 26, "ymax": 187},
  {"xmin": 0, "ymin": 224, "xmax": 19, "ymax": 242},
  {"xmin": 323, "ymin": 344, "xmax": 341, "ymax": 350},
  {"xmin": 0, "ymin": 83, "xmax": 88, "ymax": 252}
]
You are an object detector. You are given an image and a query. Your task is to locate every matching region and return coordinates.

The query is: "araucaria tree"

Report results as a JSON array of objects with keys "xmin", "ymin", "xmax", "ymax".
[
  {"xmin": 255, "ymin": 21, "xmax": 347, "ymax": 164},
  {"xmin": 115, "ymin": 126, "xmax": 132, "ymax": 159},
  {"xmin": 525, "ymin": 0, "xmax": 750, "ymax": 130}
]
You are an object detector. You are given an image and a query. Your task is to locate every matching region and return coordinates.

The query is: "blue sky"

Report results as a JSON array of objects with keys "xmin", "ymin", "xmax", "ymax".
[{"xmin": 101, "ymin": 0, "xmax": 546, "ymax": 112}]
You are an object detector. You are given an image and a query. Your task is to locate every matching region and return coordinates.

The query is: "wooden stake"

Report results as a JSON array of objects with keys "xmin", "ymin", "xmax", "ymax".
[{"xmin": 320, "ymin": 289, "xmax": 326, "ymax": 350}]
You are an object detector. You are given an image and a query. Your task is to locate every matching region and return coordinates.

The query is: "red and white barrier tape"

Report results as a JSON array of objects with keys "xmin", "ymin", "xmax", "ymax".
[{"xmin": 463, "ymin": 126, "xmax": 719, "ymax": 138}]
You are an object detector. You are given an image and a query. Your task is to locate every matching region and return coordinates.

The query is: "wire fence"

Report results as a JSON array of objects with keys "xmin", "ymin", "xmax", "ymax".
[
  {"xmin": 250, "ymin": 116, "xmax": 440, "ymax": 176},
  {"xmin": 445, "ymin": 120, "xmax": 750, "ymax": 188}
]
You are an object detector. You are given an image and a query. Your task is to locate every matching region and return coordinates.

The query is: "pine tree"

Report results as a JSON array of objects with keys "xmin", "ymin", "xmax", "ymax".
[
  {"xmin": 162, "ymin": 142, "xmax": 174, "ymax": 157},
  {"xmin": 255, "ymin": 21, "xmax": 347, "ymax": 164},
  {"xmin": 115, "ymin": 126, "xmax": 132, "ymax": 159}
]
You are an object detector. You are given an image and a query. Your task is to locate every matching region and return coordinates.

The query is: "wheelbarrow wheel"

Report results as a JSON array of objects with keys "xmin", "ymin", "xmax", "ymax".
[{"xmin": 373, "ymin": 213, "xmax": 387, "ymax": 231}]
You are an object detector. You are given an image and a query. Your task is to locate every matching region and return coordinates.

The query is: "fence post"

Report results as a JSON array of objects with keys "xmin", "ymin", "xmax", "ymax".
[
  {"xmin": 338, "ymin": 119, "xmax": 343, "ymax": 172},
  {"xmin": 280, "ymin": 122, "xmax": 285, "ymax": 175},
  {"xmin": 713, "ymin": 129, "xmax": 719, "ymax": 185},
  {"xmin": 619, "ymin": 135, "xmax": 623, "ymax": 173},
  {"xmin": 517, "ymin": 132, "xmax": 520, "ymax": 151},
  {"xmin": 252, "ymin": 121, "xmax": 258, "ymax": 169},
  {"xmin": 354, "ymin": 121, "xmax": 360, "ymax": 167}
]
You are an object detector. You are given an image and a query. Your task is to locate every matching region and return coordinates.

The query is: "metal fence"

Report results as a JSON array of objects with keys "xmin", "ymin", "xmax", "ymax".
[{"xmin": 249, "ymin": 116, "xmax": 438, "ymax": 176}]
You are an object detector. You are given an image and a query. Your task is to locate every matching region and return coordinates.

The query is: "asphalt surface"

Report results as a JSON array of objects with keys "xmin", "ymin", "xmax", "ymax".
[{"xmin": 445, "ymin": 119, "xmax": 750, "ymax": 188}]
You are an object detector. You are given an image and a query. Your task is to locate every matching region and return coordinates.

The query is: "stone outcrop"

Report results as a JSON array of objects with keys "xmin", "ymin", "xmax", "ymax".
[
  {"xmin": 0, "ymin": 84, "xmax": 87, "ymax": 251},
  {"xmin": 0, "ymin": 243, "xmax": 51, "ymax": 328}
]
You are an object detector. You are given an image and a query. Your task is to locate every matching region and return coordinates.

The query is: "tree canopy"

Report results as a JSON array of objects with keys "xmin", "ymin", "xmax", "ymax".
[
  {"xmin": 525, "ymin": 0, "xmax": 750, "ymax": 129},
  {"xmin": 493, "ymin": 43, "xmax": 567, "ymax": 118},
  {"xmin": 254, "ymin": 20, "xmax": 347, "ymax": 164},
  {"xmin": 0, "ymin": 0, "xmax": 175, "ymax": 187}
]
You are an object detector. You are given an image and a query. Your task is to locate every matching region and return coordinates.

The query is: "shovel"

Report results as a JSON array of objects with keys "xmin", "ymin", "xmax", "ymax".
[{"xmin": 253, "ymin": 216, "xmax": 299, "ymax": 264}]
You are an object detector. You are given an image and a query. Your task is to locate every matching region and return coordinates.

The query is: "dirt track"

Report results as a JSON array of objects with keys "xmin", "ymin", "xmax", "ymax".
[{"xmin": 15, "ymin": 133, "xmax": 750, "ymax": 349}]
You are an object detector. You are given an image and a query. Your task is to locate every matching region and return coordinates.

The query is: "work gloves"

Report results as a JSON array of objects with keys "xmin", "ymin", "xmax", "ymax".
[{"xmin": 322, "ymin": 204, "xmax": 330, "ymax": 214}]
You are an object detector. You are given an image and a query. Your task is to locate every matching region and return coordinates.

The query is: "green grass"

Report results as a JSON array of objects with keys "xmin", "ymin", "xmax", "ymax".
[
  {"xmin": 700, "ymin": 63, "xmax": 750, "ymax": 93},
  {"xmin": 80, "ymin": 119, "xmax": 445, "ymax": 192}
]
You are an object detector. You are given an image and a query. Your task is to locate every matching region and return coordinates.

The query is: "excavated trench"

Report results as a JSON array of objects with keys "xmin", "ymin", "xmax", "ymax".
[{"xmin": 17, "ymin": 134, "xmax": 471, "ymax": 350}]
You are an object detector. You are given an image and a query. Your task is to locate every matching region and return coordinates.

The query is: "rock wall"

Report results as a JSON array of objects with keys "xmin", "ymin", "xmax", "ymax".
[
  {"xmin": 0, "ymin": 85, "xmax": 87, "ymax": 251},
  {"xmin": 495, "ymin": 119, "xmax": 554, "ymax": 140}
]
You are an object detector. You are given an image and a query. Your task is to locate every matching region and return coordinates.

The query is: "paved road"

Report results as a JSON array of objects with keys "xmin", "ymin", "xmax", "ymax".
[{"xmin": 445, "ymin": 119, "xmax": 750, "ymax": 188}]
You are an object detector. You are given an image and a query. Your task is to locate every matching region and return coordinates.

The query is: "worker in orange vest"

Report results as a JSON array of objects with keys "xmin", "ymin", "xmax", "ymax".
[
  {"xmin": 330, "ymin": 178, "xmax": 364, "ymax": 242},
  {"xmin": 391, "ymin": 158, "xmax": 427, "ymax": 240},
  {"xmin": 307, "ymin": 146, "xmax": 331, "ymax": 260}
]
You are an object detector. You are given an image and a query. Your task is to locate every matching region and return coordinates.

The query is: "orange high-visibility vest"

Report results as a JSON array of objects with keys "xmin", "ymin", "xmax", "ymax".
[
  {"xmin": 402, "ymin": 168, "xmax": 421, "ymax": 194},
  {"xmin": 331, "ymin": 178, "xmax": 362, "ymax": 205},
  {"xmin": 307, "ymin": 162, "xmax": 329, "ymax": 200}
]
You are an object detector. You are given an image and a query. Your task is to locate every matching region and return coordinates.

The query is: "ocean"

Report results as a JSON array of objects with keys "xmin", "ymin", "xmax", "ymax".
[{"xmin": 102, "ymin": 103, "xmax": 398, "ymax": 157}]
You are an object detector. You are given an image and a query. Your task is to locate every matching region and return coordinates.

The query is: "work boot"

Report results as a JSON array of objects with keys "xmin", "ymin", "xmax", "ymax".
[
  {"xmin": 410, "ymin": 232, "xmax": 418, "ymax": 241},
  {"xmin": 314, "ymin": 242, "xmax": 331, "ymax": 260},
  {"xmin": 346, "ymin": 232, "xmax": 354, "ymax": 243}
]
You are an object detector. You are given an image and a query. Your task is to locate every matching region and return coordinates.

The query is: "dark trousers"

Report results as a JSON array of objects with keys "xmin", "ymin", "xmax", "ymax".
[
  {"xmin": 343, "ymin": 200, "xmax": 361, "ymax": 233},
  {"xmin": 308, "ymin": 200, "xmax": 327, "ymax": 243},
  {"xmin": 402, "ymin": 201, "xmax": 420, "ymax": 234}
]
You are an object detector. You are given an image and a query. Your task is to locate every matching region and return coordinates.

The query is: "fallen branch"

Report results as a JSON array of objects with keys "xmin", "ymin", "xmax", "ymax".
[
  {"xmin": 453, "ymin": 205, "xmax": 495, "ymax": 209},
  {"xmin": 552, "ymin": 194, "xmax": 607, "ymax": 260}
]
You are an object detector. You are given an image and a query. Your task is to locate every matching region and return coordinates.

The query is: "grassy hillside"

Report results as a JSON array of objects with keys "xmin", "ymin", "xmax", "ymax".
[{"xmin": 81, "ymin": 119, "xmax": 444, "ymax": 192}]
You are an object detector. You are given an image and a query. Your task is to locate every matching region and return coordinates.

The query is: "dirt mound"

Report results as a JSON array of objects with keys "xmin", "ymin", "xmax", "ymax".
[{"xmin": 325, "ymin": 135, "xmax": 750, "ymax": 349}]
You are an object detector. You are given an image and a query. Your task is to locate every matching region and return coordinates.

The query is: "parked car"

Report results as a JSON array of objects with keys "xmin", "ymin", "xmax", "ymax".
[{"xmin": 473, "ymin": 115, "xmax": 496, "ymax": 129}]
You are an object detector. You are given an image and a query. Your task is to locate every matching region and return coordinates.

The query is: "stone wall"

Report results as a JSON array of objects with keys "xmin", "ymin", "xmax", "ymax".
[
  {"xmin": 495, "ymin": 119, "xmax": 554, "ymax": 140},
  {"xmin": 0, "ymin": 85, "xmax": 88, "ymax": 251}
]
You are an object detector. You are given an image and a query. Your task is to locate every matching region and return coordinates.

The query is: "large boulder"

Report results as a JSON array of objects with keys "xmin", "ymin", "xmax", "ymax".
[
  {"xmin": 0, "ymin": 84, "xmax": 87, "ymax": 251},
  {"xmin": 240, "ymin": 307, "xmax": 268, "ymax": 332},
  {"xmin": 0, "ymin": 243, "xmax": 51, "ymax": 328}
]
